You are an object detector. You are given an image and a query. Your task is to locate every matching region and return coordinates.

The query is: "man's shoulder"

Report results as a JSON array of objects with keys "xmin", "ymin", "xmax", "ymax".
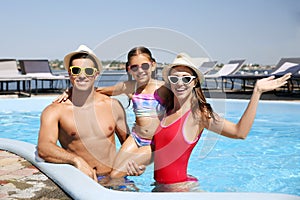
[
  {"xmin": 95, "ymin": 93, "xmax": 118, "ymax": 102},
  {"xmin": 42, "ymin": 101, "xmax": 70, "ymax": 113},
  {"xmin": 94, "ymin": 93, "xmax": 122, "ymax": 107}
]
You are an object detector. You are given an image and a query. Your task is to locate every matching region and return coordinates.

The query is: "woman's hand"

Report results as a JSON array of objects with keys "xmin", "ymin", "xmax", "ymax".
[{"xmin": 255, "ymin": 73, "xmax": 291, "ymax": 94}]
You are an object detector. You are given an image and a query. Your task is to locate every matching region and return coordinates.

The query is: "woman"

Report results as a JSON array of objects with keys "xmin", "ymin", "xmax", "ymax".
[{"xmin": 151, "ymin": 53, "xmax": 291, "ymax": 192}]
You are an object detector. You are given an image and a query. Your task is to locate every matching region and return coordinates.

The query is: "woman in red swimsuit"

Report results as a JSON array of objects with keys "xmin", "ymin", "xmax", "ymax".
[{"xmin": 151, "ymin": 53, "xmax": 291, "ymax": 192}]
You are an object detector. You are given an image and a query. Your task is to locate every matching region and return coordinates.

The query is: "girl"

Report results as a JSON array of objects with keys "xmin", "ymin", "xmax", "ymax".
[{"xmin": 100, "ymin": 46, "xmax": 170, "ymax": 179}]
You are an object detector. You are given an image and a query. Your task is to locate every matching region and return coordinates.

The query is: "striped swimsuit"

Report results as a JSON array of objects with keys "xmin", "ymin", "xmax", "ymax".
[{"xmin": 131, "ymin": 88, "xmax": 165, "ymax": 147}]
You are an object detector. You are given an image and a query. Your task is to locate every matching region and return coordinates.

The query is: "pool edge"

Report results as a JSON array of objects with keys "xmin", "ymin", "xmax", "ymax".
[{"xmin": 0, "ymin": 138, "xmax": 299, "ymax": 200}]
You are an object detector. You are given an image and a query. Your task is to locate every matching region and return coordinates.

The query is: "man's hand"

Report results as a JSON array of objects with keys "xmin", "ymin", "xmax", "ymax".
[
  {"xmin": 73, "ymin": 156, "xmax": 97, "ymax": 181},
  {"xmin": 126, "ymin": 160, "xmax": 146, "ymax": 176}
]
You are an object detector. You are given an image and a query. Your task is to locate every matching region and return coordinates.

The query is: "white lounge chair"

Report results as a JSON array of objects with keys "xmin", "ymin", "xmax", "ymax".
[
  {"xmin": 204, "ymin": 59, "xmax": 245, "ymax": 89},
  {"xmin": 198, "ymin": 61, "xmax": 217, "ymax": 75},
  {"xmin": 0, "ymin": 59, "xmax": 32, "ymax": 96},
  {"xmin": 222, "ymin": 57, "xmax": 300, "ymax": 92},
  {"xmin": 19, "ymin": 59, "xmax": 69, "ymax": 94}
]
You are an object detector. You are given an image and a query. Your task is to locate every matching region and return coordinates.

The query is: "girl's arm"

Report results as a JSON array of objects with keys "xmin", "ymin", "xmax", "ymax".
[
  {"xmin": 54, "ymin": 81, "xmax": 132, "ymax": 102},
  {"xmin": 53, "ymin": 87, "xmax": 72, "ymax": 103},
  {"xmin": 207, "ymin": 73, "xmax": 291, "ymax": 139},
  {"xmin": 96, "ymin": 81, "xmax": 127, "ymax": 96}
]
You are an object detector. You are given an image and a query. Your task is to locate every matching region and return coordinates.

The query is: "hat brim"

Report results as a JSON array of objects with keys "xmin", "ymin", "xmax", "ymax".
[
  {"xmin": 162, "ymin": 63, "xmax": 204, "ymax": 84},
  {"xmin": 63, "ymin": 51, "xmax": 102, "ymax": 71}
]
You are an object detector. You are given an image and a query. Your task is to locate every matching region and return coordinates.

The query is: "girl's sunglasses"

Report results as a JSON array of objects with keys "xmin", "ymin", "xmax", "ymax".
[
  {"xmin": 70, "ymin": 66, "xmax": 98, "ymax": 76},
  {"xmin": 168, "ymin": 76, "xmax": 196, "ymax": 84},
  {"xmin": 128, "ymin": 62, "xmax": 151, "ymax": 72}
]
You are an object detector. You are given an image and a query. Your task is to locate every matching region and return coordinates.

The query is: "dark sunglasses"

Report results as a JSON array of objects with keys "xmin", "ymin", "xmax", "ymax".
[
  {"xmin": 128, "ymin": 62, "xmax": 151, "ymax": 72},
  {"xmin": 70, "ymin": 66, "xmax": 98, "ymax": 76},
  {"xmin": 168, "ymin": 76, "xmax": 196, "ymax": 84}
]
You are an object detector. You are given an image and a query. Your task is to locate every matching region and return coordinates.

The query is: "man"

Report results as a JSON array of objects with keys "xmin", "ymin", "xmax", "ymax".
[{"xmin": 37, "ymin": 45, "xmax": 129, "ymax": 183}]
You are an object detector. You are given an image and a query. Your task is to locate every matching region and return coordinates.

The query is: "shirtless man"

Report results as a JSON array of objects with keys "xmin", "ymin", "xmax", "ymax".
[{"xmin": 37, "ymin": 45, "xmax": 129, "ymax": 182}]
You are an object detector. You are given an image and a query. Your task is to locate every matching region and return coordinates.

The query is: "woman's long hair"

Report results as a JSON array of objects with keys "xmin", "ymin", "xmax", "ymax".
[{"xmin": 190, "ymin": 70, "xmax": 216, "ymax": 121}]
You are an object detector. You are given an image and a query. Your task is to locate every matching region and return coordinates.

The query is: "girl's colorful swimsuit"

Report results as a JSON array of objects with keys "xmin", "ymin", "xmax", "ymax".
[
  {"xmin": 132, "ymin": 90, "xmax": 165, "ymax": 118},
  {"xmin": 131, "ymin": 90, "xmax": 165, "ymax": 147},
  {"xmin": 153, "ymin": 110, "xmax": 202, "ymax": 184}
]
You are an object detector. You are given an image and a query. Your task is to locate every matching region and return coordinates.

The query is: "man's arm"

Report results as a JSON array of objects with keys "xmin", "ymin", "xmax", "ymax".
[
  {"xmin": 111, "ymin": 99, "xmax": 147, "ymax": 176},
  {"xmin": 38, "ymin": 104, "xmax": 72, "ymax": 162},
  {"xmin": 111, "ymin": 99, "xmax": 130, "ymax": 144},
  {"xmin": 37, "ymin": 104, "xmax": 96, "ymax": 180}
]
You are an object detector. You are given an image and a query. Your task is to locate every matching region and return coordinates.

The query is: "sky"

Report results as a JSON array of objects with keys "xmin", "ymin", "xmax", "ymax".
[{"xmin": 0, "ymin": 0, "xmax": 299, "ymax": 65}]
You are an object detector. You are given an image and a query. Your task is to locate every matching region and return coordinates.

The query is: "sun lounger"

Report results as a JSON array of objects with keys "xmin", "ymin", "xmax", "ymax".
[
  {"xmin": 222, "ymin": 58, "xmax": 300, "ymax": 93},
  {"xmin": 198, "ymin": 61, "xmax": 217, "ymax": 74},
  {"xmin": 19, "ymin": 59, "xmax": 69, "ymax": 94},
  {"xmin": 0, "ymin": 59, "xmax": 32, "ymax": 96},
  {"xmin": 204, "ymin": 59, "xmax": 245, "ymax": 89}
]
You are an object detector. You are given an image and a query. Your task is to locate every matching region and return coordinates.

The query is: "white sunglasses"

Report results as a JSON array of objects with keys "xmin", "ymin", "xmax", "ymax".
[{"xmin": 168, "ymin": 76, "xmax": 196, "ymax": 84}]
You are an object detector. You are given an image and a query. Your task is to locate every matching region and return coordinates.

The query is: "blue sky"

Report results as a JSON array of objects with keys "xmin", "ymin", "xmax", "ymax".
[{"xmin": 1, "ymin": 0, "xmax": 299, "ymax": 65}]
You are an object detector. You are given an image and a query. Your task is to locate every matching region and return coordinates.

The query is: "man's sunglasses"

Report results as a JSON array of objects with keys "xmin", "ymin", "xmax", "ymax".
[
  {"xmin": 70, "ymin": 66, "xmax": 98, "ymax": 76},
  {"xmin": 168, "ymin": 76, "xmax": 196, "ymax": 84},
  {"xmin": 128, "ymin": 62, "xmax": 151, "ymax": 72}
]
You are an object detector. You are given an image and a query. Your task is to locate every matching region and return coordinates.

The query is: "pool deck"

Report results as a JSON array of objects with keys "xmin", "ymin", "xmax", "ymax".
[{"xmin": 0, "ymin": 150, "xmax": 71, "ymax": 199}]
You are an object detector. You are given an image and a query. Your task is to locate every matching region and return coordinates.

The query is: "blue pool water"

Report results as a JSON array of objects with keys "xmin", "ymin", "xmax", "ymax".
[{"xmin": 0, "ymin": 96, "xmax": 299, "ymax": 196}]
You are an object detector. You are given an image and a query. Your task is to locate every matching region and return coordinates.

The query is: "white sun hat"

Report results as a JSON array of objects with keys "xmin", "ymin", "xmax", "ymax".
[
  {"xmin": 63, "ymin": 45, "xmax": 102, "ymax": 71},
  {"xmin": 162, "ymin": 53, "xmax": 205, "ymax": 84}
]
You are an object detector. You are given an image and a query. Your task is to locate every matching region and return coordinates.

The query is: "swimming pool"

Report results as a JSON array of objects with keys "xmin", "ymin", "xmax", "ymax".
[{"xmin": 0, "ymin": 96, "xmax": 299, "ymax": 196}]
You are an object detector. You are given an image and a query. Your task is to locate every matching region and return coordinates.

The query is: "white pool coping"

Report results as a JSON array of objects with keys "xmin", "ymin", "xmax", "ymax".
[{"xmin": 0, "ymin": 138, "xmax": 299, "ymax": 200}]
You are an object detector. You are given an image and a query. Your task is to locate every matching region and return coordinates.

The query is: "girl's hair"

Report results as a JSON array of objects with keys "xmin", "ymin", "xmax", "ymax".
[
  {"xmin": 163, "ymin": 67, "xmax": 216, "ymax": 122},
  {"xmin": 126, "ymin": 46, "xmax": 156, "ymax": 80},
  {"xmin": 125, "ymin": 46, "xmax": 156, "ymax": 107}
]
